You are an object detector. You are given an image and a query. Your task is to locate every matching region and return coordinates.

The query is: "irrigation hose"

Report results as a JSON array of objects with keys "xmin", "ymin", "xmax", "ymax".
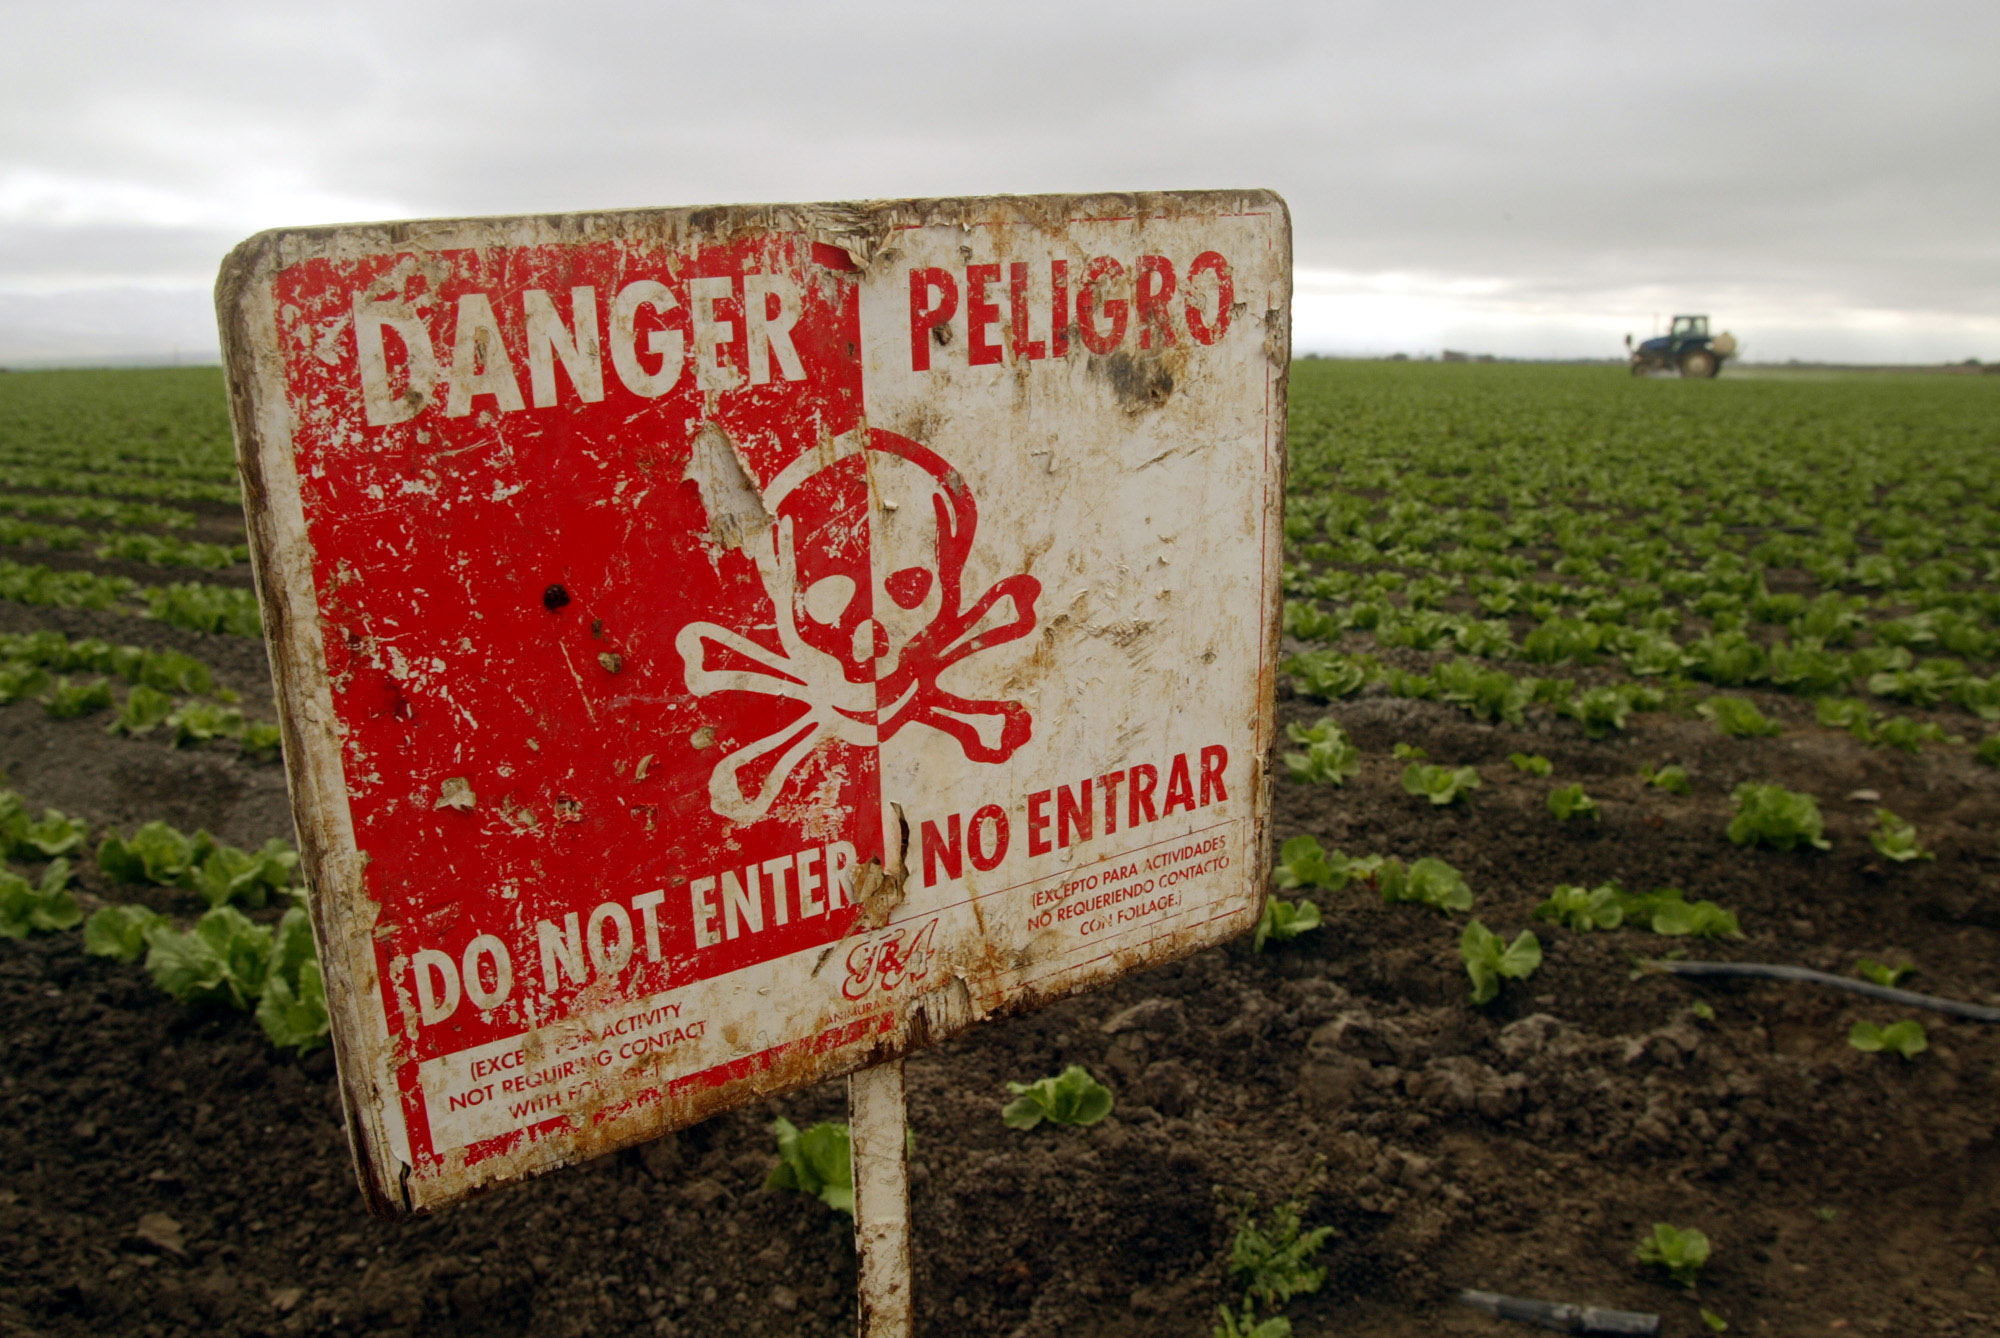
[
  {"xmin": 1456, "ymin": 1288, "xmax": 1660, "ymax": 1335},
  {"xmin": 1643, "ymin": 960, "xmax": 2000, "ymax": 1023}
]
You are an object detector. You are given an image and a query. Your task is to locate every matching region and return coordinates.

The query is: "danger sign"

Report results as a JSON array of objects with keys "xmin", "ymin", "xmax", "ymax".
[{"xmin": 217, "ymin": 191, "xmax": 1290, "ymax": 1216}]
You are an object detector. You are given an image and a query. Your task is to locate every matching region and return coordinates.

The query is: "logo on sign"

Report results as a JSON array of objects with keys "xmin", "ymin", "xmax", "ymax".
[{"xmin": 676, "ymin": 429, "xmax": 1042, "ymax": 822}]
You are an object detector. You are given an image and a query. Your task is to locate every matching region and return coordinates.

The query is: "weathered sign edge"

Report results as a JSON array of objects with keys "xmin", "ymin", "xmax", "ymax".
[{"xmin": 215, "ymin": 190, "xmax": 1292, "ymax": 1220}]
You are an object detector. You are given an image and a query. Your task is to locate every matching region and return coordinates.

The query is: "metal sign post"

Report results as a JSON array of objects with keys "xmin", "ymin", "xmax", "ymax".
[
  {"xmin": 218, "ymin": 190, "xmax": 1289, "ymax": 1332},
  {"xmin": 850, "ymin": 1060, "xmax": 912, "ymax": 1336}
]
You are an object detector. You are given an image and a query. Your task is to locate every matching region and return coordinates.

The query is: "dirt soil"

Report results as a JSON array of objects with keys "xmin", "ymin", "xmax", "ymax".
[{"xmin": 3, "ymin": 585, "xmax": 1999, "ymax": 1338}]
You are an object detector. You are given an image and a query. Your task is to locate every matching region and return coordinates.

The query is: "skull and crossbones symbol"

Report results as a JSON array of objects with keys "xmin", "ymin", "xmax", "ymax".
[{"xmin": 675, "ymin": 428, "xmax": 1041, "ymax": 823}]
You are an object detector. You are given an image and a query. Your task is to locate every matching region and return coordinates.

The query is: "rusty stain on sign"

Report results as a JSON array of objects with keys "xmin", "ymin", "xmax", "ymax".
[{"xmin": 217, "ymin": 190, "xmax": 1290, "ymax": 1218}]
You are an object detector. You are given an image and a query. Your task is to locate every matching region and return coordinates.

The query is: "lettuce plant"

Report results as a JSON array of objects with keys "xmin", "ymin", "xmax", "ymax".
[
  {"xmin": 1391, "ymin": 741, "xmax": 1427, "ymax": 760},
  {"xmin": 1533, "ymin": 882, "xmax": 1624, "ymax": 931},
  {"xmin": 1873, "ymin": 717, "xmax": 1951, "ymax": 752},
  {"xmin": 1283, "ymin": 718, "xmax": 1360, "ymax": 785},
  {"xmin": 0, "ymin": 792, "xmax": 88, "ymax": 859},
  {"xmin": 83, "ymin": 903, "xmax": 166, "ymax": 960},
  {"xmin": 99, "ymin": 820, "xmax": 215, "ymax": 885},
  {"xmin": 1727, "ymin": 783, "xmax": 1830, "ymax": 851},
  {"xmin": 1002, "ymin": 1065, "xmax": 1113, "ymax": 1130},
  {"xmin": 166, "ymin": 700, "xmax": 247, "ymax": 747},
  {"xmin": 1460, "ymin": 920, "xmax": 1541, "ymax": 1005},
  {"xmin": 1619, "ymin": 887, "xmax": 1743, "ymax": 939},
  {"xmin": 0, "ymin": 858, "xmax": 80, "ymax": 936},
  {"xmin": 1848, "ymin": 1019, "xmax": 1927, "ymax": 1060},
  {"xmin": 108, "ymin": 683, "xmax": 177, "ymax": 736},
  {"xmin": 1641, "ymin": 763, "xmax": 1692, "ymax": 795},
  {"xmin": 1698, "ymin": 696, "xmax": 1783, "ymax": 738},
  {"xmin": 1212, "ymin": 1304, "xmax": 1292, "ymax": 1338},
  {"xmin": 1853, "ymin": 957, "xmax": 1912, "ymax": 988},
  {"xmin": 1558, "ymin": 686, "xmax": 1632, "ymax": 738},
  {"xmin": 1636, "ymin": 1223, "xmax": 1712, "ymax": 1288},
  {"xmin": 186, "ymin": 839, "xmax": 298, "ymax": 909},
  {"xmin": 1867, "ymin": 810, "xmax": 1931, "ymax": 863},
  {"xmin": 1980, "ymin": 734, "xmax": 2000, "ymax": 768},
  {"xmin": 1402, "ymin": 762, "xmax": 1479, "ymax": 806},
  {"xmin": 145, "ymin": 905, "xmax": 272, "ymax": 1010},
  {"xmin": 1546, "ymin": 782, "xmax": 1600, "ymax": 822},
  {"xmin": 239, "ymin": 721, "xmax": 284, "ymax": 761},
  {"xmin": 1254, "ymin": 896, "xmax": 1322, "ymax": 952},
  {"xmin": 1508, "ymin": 752, "xmax": 1552, "ymax": 776},
  {"xmin": 1272, "ymin": 835, "xmax": 1347, "ymax": 891},
  {"xmin": 766, "ymin": 1118, "xmax": 855, "ymax": 1214},
  {"xmin": 1378, "ymin": 856, "xmax": 1472, "ymax": 913},
  {"xmin": 1283, "ymin": 651, "xmax": 1368, "ymax": 700},
  {"xmin": 256, "ymin": 907, "xmax": 330, "ymax": 1053},
  {"xmin": 42, "ymin": 676, "xmax": 114, "ymax": 719}
]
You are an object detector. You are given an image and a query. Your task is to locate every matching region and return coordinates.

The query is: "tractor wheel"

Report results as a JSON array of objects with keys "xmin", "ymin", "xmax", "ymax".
[
  {"xmin": 1680, "ymin": 350, "xmax": 1718, "ymax": 379},
  {"xmin": 1629, "ymin": 358, "xmax": 1648, "ymax": 377}
]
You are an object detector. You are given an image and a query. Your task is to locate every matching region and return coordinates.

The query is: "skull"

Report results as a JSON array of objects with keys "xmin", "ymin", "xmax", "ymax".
[{"xmin": 676, "ymin": 428, "xmax": 1040, "ymax": 822}]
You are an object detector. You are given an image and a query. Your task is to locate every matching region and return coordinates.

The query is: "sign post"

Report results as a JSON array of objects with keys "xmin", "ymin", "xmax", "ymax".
[{"xmin": 218, "ymin": 190, "xmax": 1289, "ymax": 1329}]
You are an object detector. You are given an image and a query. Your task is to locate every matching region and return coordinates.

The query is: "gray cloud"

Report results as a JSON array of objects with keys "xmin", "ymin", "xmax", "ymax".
[{"xmin": 4, "ymin": 0, "xmax": 1996, "ymax": 362}]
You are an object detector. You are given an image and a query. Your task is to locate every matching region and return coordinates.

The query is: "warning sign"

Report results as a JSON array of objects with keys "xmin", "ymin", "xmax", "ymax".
[{"xmin": 217, "ymin": 191, "xmax": 1290, "ymax": 1215}]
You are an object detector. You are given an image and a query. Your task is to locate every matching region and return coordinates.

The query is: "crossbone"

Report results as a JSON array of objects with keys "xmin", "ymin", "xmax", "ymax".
[{"xmin": 676, "ymin": 430, "xmax": 1040, "ymax": 823}]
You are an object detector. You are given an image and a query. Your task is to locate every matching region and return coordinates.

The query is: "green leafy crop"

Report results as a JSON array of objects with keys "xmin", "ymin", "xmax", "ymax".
[
  {"xmin": 185, "ymin": 838, "xmax": 299, "ymax": 909},
  {"xmin": 145, "ymin": 905, "xmax": 272, "ymax": 1010},
  {"xmin": 1636, "ymin": 1222, "xmax": 1712, "ymax": 1288},
  {"xmin": 1378, "ymin": 855, "xmax": 1473, "ymax": 913},
  {"xmin": 1283, "ymin": 650, "xmax": 1368, "ymax": 700},
  {"xmin": 766, "ymin": 1118, "xmax": 855, "ymax": 1214},
  {"xmin": 1558, "ymin": 685, "xmax": 1632, "ymax": 739},
  {"xmin": 1848, "ymin": 1019, "xmax": 1927, "ymax": 1060},
  {"xmin": 1226, "ymin": 1185, "xmax": 1334, "ymax": 1313},
  {"xmin": 1533, "ymin": 882, "xmax": 1625, "ymax": 931},
  {"xmin": 1508, "ymin": 752, "xmax": 1552, "ymax": 776},
  {"xmin": 99, "ymin": 819, "xmax": 213, "ymax": 885},
  {"xmin": 240, "ymin": 721, "xmax": 284, "ymax": 761},
  {"xmin": 1460, "ymin": 919, "xmax": 1541, "ymax": 1004},
  {"xmin": 1619, "ymin": 887, "xmax": 1744, "ymax": 940},
  {"xmin": 0, "ymin": 858, "xmax": 80, "ymax": 936},
  {"xmin": 256, "ymin": 906, "xmax": 330, "ymax": 1053},
  {"xmin": 1854, "ymin": 957, "xmax": 1913, "ymax": 988},
  {"xmin": 1727, "ymin": 783, "xmax": 1830, "ymax": 851},
  {"xmin": 1272, "ymin": 835, "xmax": 1347, "ymax": 891},
  {"xmin": 1212, "ymin": 1305, "xmax": 1292, "ymax": 1338},
  {"xmin": 1868, "ymin": 809, "xmax": 1932, "ymax": 863},
  {"xmin": 1002, "ymin": 1065, "xmax": 1114, "ymax": 1130},
  {"xmin": 1641, "ymin": 763, "xmax": 1692, "ymax": 795},
  {"xmin": 83, "ymin": 903, "xmax": 166, "ymax": 960},
  {"xmin": 1698, "ymin": 695, "xmax": 1783, "ymax": 738},
  {"xmin": 166, "ymin": 700, "xmax": 247, "ymax": 747},
  {"xmin": 1546, "ymin": 782, "xmax": 1600, "ymax": 822},
  {"xmin": 43, "ymin": 675, "xmax": 114, "ymax": 719},
  {"xmin": 107, "ymin": 683, "xmax": 177, "ymax": 736},
  {"xmin": 1254, "ymin": 895, "xmax": 1323, "ymax": 952},
  {"xmin": 1402, "ymin": 762, "xmax": 1480, "ymax": 806},
  {"xmin": 0, "ymin": 791, "xmax": 88, "ymax": 859},
  {"xmin": 1282, "ymin": 718, "xmax": 1360, "ymax": 785},
  {"xmin": 1977, "ymin": 734, "xmax": 2000, "ymax": 768}
]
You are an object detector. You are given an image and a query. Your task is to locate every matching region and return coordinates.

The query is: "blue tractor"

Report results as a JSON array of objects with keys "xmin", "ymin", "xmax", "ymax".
[{"xmin": 1626, "ymin": 314, "xmax": 1737, "ymax": 378}]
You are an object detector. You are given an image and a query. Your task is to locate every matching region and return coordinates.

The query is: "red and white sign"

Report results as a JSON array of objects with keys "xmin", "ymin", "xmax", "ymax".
[{"xmin": 218, "ymin": 191, "xmax": 1290, "ymax": 1215}]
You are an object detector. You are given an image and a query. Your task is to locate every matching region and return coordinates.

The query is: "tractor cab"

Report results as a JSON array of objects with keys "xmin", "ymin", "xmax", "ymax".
[
  {"xmin": 1668, "ymin": 314, "xmax": 1708, "ymax": 344},
  {"xmin": 1628, "ymin": 313, "xmax": 1735, "ymax": 378}
]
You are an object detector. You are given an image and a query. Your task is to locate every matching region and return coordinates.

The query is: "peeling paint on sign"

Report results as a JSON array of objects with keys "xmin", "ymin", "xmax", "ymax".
[{"xmin": 217, "ymin": 190, "xmax": 1291, "ymax": 1218}]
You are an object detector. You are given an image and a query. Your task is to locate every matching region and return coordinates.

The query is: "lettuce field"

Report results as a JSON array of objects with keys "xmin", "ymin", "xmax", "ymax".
[{"xmin": 3, "ymin": 362, "xmax": 1998, "ymax": 1337}]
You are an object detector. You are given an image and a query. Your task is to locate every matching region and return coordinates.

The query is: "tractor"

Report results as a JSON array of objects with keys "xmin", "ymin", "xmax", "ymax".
[{"xmin": 1626, "ymin": 315, "xmax": 1737, "ymax": 378}]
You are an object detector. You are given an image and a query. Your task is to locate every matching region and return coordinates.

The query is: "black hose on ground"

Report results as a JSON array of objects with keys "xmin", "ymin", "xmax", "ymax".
[
  {"xmin": 1644, "ymin": 959, "xmax": 2000, "ymax": 1023},
  {"xmin": 1456, "ymin": 1288, "xmax": 1660, "ymax": 1335}
]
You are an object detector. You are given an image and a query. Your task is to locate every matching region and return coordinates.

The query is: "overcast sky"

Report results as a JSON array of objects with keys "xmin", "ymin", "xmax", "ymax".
[{"xmin": 3, "ymin": 1, "xmax": 1995, "ymax": 365}]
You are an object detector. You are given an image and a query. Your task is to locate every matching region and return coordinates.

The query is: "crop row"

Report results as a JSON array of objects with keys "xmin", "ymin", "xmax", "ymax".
[
  {"xmin": 0, "ymin": 519, "xmax": 246, "ymax": 569},
  {"xmin": 0, "ymin": 491, "xmax": 199, "ymax": 531},
  {"xmin": 0, "ymin": 559, "xmax": 261, "ymax": 635}
]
